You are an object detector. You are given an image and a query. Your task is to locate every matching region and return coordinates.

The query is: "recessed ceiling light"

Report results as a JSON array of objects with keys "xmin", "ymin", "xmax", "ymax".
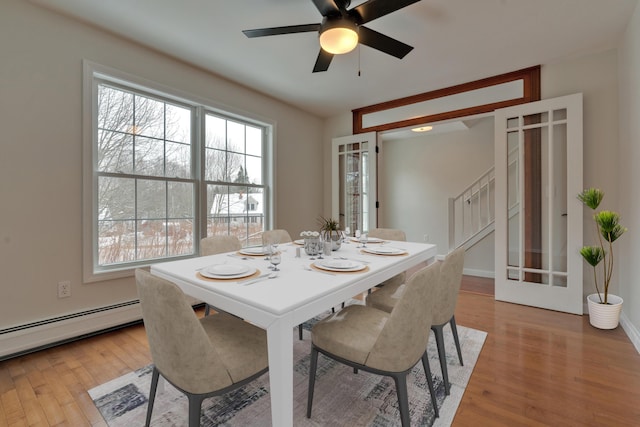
[{"xmin": 411, "ymin": 126, "xmax": 433, "ymax": 132}]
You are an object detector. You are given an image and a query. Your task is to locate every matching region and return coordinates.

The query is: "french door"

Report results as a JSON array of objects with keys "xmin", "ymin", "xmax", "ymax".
[
  {"xmin": 494, "ymin": 94, "xmax": 584, "ymax": 314},
  {"xmin": 331, "ymin": 132, "xmax": 377, "ymax": 234}
]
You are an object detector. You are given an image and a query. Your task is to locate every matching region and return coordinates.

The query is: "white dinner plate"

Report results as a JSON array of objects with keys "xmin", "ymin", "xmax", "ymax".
[
  {"xmin": 239, "ymin": 247, "xmax": 269, "ymax": 256},
  {"xmin": 200, "ymin": 264, "xmax": 257, "ymax": 279},
  {"xmin": 362, "ymin": 246, "xmax": 407, "ymax": 255},
  {"xmin": 293, "ymin": 239, "xmax": 305, "ymax": 245},
  {"xmin": 313, "ymin": 259, "xmax": 366, "ymax": 272},
  {"xmin": 350, "ymin": 236, "xmax": 384, "ymax": 243},
  {"xmin": 206, "ymin": 264, "xmax": 250, "ymax": 276}
]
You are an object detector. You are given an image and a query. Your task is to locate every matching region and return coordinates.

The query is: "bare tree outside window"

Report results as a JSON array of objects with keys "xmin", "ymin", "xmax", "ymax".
[
  {"xmin": 205, "ymin": 114, "xmax": 265, "ymax": 247},
  {"xmin": 92, "ymin": 78, "xmax": 268, "ymax": 271},
  {"xmin": 96, "ymin": 84, "xmax": 194, "ymax": 266}
]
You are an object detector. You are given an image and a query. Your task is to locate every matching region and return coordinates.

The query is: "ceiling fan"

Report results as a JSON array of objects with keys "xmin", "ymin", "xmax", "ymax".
[{"xmin": 242, "ymin": 0, "xmax": 422, "ymax": 73}]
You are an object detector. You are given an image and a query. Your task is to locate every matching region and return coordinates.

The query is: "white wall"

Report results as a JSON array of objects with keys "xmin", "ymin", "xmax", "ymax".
[
  {"xmin": 541, "ymin": 49, "xmax": 621, "ymax": 305},
  {"xmin": 0, "ymin": 0, "xmax": 323, "ymax": 330},
  {"xmin": 379, "ymin": 117, "xmax": 495, "ymax": 274},
  {"xmin": 324, "ymin": 48, "xmax": 631, "ymax": 298},
  {"xmin": 618, "ymin": 1, "xmax": 640, "ymax": 344}
]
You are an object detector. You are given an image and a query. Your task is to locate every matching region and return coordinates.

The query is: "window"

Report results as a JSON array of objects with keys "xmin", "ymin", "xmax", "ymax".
[
  {"xmin": 204, "ymin": 114, "xmax": 266, "ymax": 247},
  {"xmin": 83, "ymin": 62, "xmax": 272, "ymax": 281}
]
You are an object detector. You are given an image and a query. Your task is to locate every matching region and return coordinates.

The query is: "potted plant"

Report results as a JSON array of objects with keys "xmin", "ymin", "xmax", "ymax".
[
  {"xmin": 317, "ymin": 216, "xmax": 342, "ymax": 251},
  {"xmin": 578, "ymin": 188, "xmax": 627, "ymax": 329}
]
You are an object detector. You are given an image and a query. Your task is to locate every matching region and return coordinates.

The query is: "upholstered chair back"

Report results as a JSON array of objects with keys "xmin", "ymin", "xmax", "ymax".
[
  {"xmin": 201, "ymin": 235, "xmax": 241, "ymax": 256},
  {"xmin": 431, "ymin": 247, "xmax": 465, "ymax": 326},
  {"xmin": 262, "ymin": 229, "xmax": 292, "ymax": 245},
  {"xmin": 368, "ymin": 228, "xmax": 407, "ymax": 288},
  {"xmin": 366, "ymin": 262, "xmax": 440, "ymax": 372},
  {"xmin": 135, "ymin": 269, "xmax": 233, "ymax": 394},
  {"xmin": 368, "ymin": 228, "xmax": 406, "ymax": 241}
]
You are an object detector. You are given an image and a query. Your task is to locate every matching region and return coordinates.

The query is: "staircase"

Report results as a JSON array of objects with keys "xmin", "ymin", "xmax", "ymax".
[
  {"xmin": 448, "ymin": 167, "xmax": 495, "ymax": 251},
  {"xmin": 448, "ymin": 144, "xmax": 520, "ymax": 252}
]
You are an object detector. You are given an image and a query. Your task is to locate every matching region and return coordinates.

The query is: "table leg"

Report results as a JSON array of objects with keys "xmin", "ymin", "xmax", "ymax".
[{"xmin": 267, "ymin": 313, "xmax": 294, "ymax": 427}]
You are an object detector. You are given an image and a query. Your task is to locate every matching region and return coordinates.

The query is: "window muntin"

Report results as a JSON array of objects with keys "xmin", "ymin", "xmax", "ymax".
[
  {"xmin": 205, "ymin": 112, "xmax": 265, "ymax": 248},
  {"xmin": 89, "ymin": 70, "xmax": 270, "ymax": 277},
  {"xmin": 96, "ymin": 83, "xmax": 196, "ymax": 267}
]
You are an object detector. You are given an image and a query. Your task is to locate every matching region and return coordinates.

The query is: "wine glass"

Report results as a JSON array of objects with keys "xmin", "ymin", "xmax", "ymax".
[
  {"xmin": 265, "ymin": 243, "xmax": 274, "ymax": 267},
  {"xmin": 343, "ymin": 227, "xmax": 351, "ymax": 243},
  {"xmin": 355, "ymin": 230, "xmax": 361, "ymax": 247},
  {"xmin": 317, "ymin": 234, "xmax": 324, "ymax": 259},
  {"xmin": 359, "ymin": 232, "xmax": 368, "ymax": 248},
  {"xmin": 263, "ymin": 239, "xmax": 272, "ymax": 261},
  {"xmin": 270, "ymin": 252, "xmax": 281, "ymax": 271}
]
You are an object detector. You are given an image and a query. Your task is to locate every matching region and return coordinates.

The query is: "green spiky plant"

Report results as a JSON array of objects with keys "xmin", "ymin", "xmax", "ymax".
[
  {"xmin": 578, "ymin": 188, "xmax": 627, "ymax": 304},
  {"xmin": 317, "ymin": 216, "xmax": 339, "ymax": 232}
]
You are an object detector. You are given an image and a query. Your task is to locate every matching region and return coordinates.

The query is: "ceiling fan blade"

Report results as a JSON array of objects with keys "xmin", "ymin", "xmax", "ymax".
[
  {"xmin": 350, "ymin": 0, "xmax": 422, "ymax": 24},
  {"xmin": 311, "ymin": 0, "xmax": 342, "ymax": 17},
  {"xmin": 358, "ymin": 26, "xmax": 413, "ymax": 59},
  {"xmin": 243, "ymin": 24, "xmax": 320, "ymax": 38},
  {"xmin": 313, "ymin": 49, "xmax": 334, "ymax": 72}
]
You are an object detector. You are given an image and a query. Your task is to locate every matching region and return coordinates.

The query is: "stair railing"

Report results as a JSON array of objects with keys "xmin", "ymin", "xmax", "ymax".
[
  {"xmin": 448, "ymin": 167, "xmax": 495, "ymax": 251},
  {"xmin": 448, "ymin": 145, "xmax": 520, "ymax": 251}
]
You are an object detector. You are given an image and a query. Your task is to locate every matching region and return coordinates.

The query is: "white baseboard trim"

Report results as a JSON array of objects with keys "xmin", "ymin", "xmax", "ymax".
[
  {"xmin": 463, "ymin": 268, "xmax": 495, "ymax": 279},
  {"xmin": 0, "ymin": 301, "xmax": 143, "ymax": 360},
  {"xmin": 620, "ymin": 311, "xmax": 640, "ymax": 355}
]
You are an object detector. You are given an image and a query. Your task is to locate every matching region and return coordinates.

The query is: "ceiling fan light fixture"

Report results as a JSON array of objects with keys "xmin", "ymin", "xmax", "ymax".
[{"xmin": 319, "ymin": 18, "xmax": 358, "ymax": 54}]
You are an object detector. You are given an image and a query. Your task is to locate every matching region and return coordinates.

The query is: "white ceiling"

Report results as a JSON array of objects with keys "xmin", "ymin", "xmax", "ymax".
[{"xmin": 29, "ymin": 0, "xmax": 637, "ymax": 118}]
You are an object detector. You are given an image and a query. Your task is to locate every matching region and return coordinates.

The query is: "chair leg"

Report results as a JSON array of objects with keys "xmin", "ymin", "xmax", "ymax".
[
  {"xmin": 298, "ymin": 324, "xmax": 303, "ymax": 340},
  {"xmin": 421, "ymin": 352, "xmax": 439, "ymax": 418},
  {"xmin": 204, "ymin": 304, "xmax": 210, "ymax": 316},
  {"xmin": 392, "ymin": 373, "xmax": 410, "ymax": 427},
  {"xmin": 432, "ymin": 325, "xmax": 451, "ymax": 395},
  {"xmin": 145, "ymin": 367, "xmax": 160, "ymax": 427},
  {"xmin": 306, "ymin": 346, "xmax": 319, "ymax": 418},
  {"xmin": 449, "ymin": 316, "xmax": 464, "ymax": 366},
  {"xmin": 187, "ymin": 394, "xmax": 205, "ymax": 427}
]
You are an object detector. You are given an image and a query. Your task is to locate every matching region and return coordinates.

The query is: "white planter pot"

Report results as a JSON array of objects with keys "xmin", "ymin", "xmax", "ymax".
[{"xmin": 587, "ymin": 293, "xmax": 623, "ymax": 329}]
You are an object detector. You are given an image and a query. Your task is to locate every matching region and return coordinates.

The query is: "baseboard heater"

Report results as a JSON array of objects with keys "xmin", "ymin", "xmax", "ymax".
[{"xmin": 0, "ymin": 300, "xmax": 143, "ymax": 361}]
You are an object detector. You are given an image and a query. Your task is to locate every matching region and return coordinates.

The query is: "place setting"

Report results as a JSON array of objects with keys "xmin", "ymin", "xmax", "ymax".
[
  {"xmin": 197, "ymin": 262, "xmax": 280, "ymax": 285},
  {"xmin": 197, "ymin": 263, "xmax": 260, "ymax": 281},
  {"xmin": 309, "ymin": 258, "xmax": 369, "ymax": 274},
  {"xmin": 237, "ymin": 246, "xmax": 272, "ymax": 257},
  {"xmin": 360, "ymin": 246, "xmax": 408, "ymax": 256}
]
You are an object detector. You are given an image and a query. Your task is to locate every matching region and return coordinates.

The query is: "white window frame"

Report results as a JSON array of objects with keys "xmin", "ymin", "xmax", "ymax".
[{"xmin": 82, "ymin": 60, "xmax": 275, "ymax": 282}]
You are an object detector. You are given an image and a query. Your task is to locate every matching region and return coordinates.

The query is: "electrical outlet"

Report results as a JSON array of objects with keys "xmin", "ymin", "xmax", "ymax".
[
  {"xmin": 423, "ymin": 234, "xmax": 430, "ymax": 242},
  {"xmin": 58, "ymin": 281, "xmax": 71, "ymax": 298}
]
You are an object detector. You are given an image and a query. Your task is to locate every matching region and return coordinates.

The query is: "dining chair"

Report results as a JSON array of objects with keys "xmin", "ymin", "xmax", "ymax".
[
  {"xmin": 306, "ymin": 262, "xmax": 441, "ymax": 426},
  {"xmin": 262, "ymin": 229, "xmax": 292, "ymax": 245},
  {"xmin": 368, "ymin": 228, "xmax": 407, "ymax": 290},
  {"xmin": 201, "ymin": 235, "xmax": 242, "ymax": 256},
  {"xmin": 135, "ymin": 269, "xmax": 269, "ymax": 427},
  {"xmin": 200, "ymin": 235, "xmax": 242, "ymax": 315},
  {"xmin": 366, "ymin": 247, "xmax": 466, "ymax": 395}
]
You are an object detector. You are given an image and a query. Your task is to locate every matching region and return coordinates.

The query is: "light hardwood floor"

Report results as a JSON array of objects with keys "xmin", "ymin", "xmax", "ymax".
[{"xmin": 0, "ymin": 277, "xmax": 639, "ymax": 426}]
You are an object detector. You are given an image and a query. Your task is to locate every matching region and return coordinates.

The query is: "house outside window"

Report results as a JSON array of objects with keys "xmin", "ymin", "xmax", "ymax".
[{"xmin": 83, "ymin": 61, "xmax": 273, "ymax": 281}]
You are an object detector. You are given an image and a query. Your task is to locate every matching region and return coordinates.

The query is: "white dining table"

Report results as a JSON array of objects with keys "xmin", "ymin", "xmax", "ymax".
[{"xmin": 150, "ymin": 239, "xmax": 437, "ymax": 427}]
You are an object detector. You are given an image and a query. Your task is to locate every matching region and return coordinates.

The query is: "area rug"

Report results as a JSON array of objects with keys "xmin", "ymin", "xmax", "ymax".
[{"xmin": 89, "ymin": 309, "xmax": 486, "ymax": 426}]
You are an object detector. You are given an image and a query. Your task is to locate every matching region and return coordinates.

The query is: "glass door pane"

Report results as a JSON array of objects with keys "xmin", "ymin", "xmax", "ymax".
[
  {"xmin": 332, "ymin": 133, "xmax": 376, "ymax": 235},
  {"xmin": 494, "ymin": 94, "xmax": 582, "ymax": 315}
]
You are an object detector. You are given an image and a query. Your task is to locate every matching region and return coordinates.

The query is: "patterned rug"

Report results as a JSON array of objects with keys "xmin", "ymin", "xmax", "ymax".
[{"xmin": 89, "ymin": 310, "xmax": 486, "ymax": 426}]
